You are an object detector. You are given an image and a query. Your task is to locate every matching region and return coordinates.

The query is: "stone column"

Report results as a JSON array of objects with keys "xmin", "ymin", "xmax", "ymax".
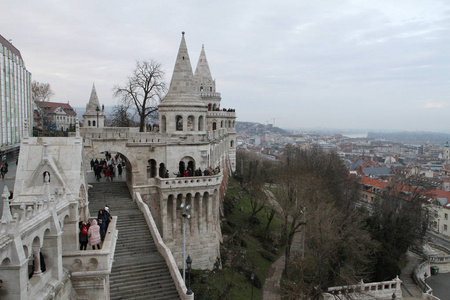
[
  {"xmin": 172, "ymin": 196, "xmax": 177, "ymax": 239},
  {"xmin": 161, "ymin": 195, "xmax": 168, "ymax": 239},
  {"xmin": 198, "ymin": 194, "xmax": 204, "ymax": 234},
  {"xmin": 207, "ymin": 194, "xmax": 213, "ymax": 232}
]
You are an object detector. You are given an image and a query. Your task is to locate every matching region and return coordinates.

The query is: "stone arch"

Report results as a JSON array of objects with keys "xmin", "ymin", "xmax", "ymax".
[
  {"xmin": 213, "ymin": 122, "xmax": 217, "ymax": 131},
  {"xmin": 213, "ymin": 104, "xmax": 217, "ymax": 111},
  {"xmin": 161, "ymin": 115, "xmax": 166, "ymax": 133},
  {"xmin": 93, "ymin": 120, "xmax": 96, "ymax": 127},
  {"xmin": 23, "ymin": 245, "xmax": 29, "ymax": 259},
  {"xmin": 187, "ymin": 115, "xmax": 195, "ymax": 131},
  {"xmin": 1, "ymin": 257, "xmax": 11, "ymax": 266},
  {"xmin": 198, "ymin": 115, "xmax": 204, "ymax": 131},
  {"xmin": 220, "ymin": 120, "xmax": 224, "ymax": 128},
  {"xmin": 179, "ymin": 156, "xmax": 195, "ymax": 176},
  {"xmin": 208, "ymin": 104, "xmax": 211, "ymax": 111},
  {"xmin": 230, "ymin": 140, "xmax": 234, "ymax": 148},
  {"xmin": 147, "ymin": 159, "xmax": 157, "ymax": 178},
  {"xmin": 159, "ymin": 163, "xmax": 166, "ymax": 178},
  {"xmin": 176, "ymin": 115, "xmax": 183, "ymax": 131},
  {"xmin": 228, "ymin": 120, "xmax": 231, "ymax": 128}
]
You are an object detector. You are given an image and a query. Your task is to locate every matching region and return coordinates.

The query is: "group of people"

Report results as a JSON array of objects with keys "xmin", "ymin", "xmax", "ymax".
[
  {"xmin": 0, "ymin": 161, "xmax": 8, "ymax": 180},
  {"xmin": 90, "ymin": 152, "xmax": 124, "ymax": 182},
  {"xmin": 175, "ymin": 166, "xmax": 220, "ymax": 177},
  {"xmin": 78, "ymin": 206, "xmax": 112, "ymax": 250}
]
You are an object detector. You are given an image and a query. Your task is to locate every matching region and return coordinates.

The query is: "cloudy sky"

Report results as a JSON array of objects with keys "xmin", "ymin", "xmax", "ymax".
[{"xmin": 2, "ymin": 0, "xmax": 450, "ymax": 132}]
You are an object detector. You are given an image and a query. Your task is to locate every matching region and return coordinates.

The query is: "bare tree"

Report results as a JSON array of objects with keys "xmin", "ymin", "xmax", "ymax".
[
  {"xmin": 108, "ymin": 104, "xmax": 137, "ymax": 127},
  {"xmin": 113, "ymin": 60, "xmax": 167, "ymax": 132},
  {"xmin": 32, "ymin": 81, "xmax": 54, "ymax": 102}
]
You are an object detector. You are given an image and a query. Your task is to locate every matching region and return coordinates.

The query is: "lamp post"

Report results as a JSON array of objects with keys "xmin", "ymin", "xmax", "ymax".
[
  {"xmin": 96, "ymin": 105, "xmax": 100, "ymax": 128},
  {"xmin": 186, "ymin": 255, "xmax": 193, "ymax": 295},
  {"xmin": 180, "ymin": 203, "xmax": 191, "ymax": 283},
  {"xmin": 251, "ymin": 272, "xmax": 255, "ymax": 300}
]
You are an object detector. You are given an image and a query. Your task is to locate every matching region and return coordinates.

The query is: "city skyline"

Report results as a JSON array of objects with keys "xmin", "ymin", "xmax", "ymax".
[{"xmin": 2, "ymin": 0, "xmax": 450, "ymax": 132}]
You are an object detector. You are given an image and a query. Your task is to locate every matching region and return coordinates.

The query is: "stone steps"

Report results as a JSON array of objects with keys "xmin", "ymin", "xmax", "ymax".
[{"xmin": 88, "ymin": 182, "xmax": 180, "ymax": 300}]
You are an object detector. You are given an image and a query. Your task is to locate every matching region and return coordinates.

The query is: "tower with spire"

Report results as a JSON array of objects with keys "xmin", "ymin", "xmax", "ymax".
[
  {"xmin": 158, "ymin": 32, "xmax": 208, "ymax": 135},
  {"xmin": 194, "ymin": 44, "xmax": 221, "ymax": 111},
  {"xmin": 82, "ymin": 83, "xmax": 105, "ymax": 128}
]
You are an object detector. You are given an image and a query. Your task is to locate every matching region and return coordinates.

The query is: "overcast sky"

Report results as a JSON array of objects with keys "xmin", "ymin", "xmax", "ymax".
[{"xmin": 2, "ymin": 0, "xmax": 450, "ymax": 132}]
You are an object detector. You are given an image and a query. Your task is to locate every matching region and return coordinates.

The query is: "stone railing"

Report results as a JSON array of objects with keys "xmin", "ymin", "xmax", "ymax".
[
  {"xmin": 207, "ymin": 110, "xmax": 236, "ymax": 118},
  {"xmin": 323, "ymin": 277, "xmax": 402, "ymax": 299},
  {"xmin": 157, "ymin": 174, "xmax": 222, "ymax": 189},
  {"xmin": 413, "ymin": 259, "xmax": 433, "ymax": 296},
  {"xmin": 135, "ymin": 192, "xmax": 194, "ymax": 300},
  {"xmin": 62, "ymin": 216, "xmax": 118, "ymax": 275}
]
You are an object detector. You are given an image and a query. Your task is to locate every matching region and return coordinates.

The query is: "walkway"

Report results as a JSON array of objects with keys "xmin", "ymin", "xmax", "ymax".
[
  {"xmin": 89, "ymin": 181, "xmax": 179, "ymax": 299},
  {"xmin": 399, "ymin": 250, "xmax": 424, "ymax": 300},
  {"xmin": 262, "ymin": 188, "xmax": 303, "ymax": 300}
]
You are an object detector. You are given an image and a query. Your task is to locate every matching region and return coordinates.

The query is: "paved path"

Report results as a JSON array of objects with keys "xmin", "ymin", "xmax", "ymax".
[
  {"xmin": 262, "ymin": 188, "xmax": 303, "ymax": 300},
  {"xmin": 399, "ymin": 250, "xmax": 424, "ymax": 299}
]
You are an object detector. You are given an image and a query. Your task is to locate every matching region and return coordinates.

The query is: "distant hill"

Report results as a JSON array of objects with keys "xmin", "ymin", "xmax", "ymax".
[
  {"xmin": 236, "ymin": 121, "xmax": 288, "ymax": 136},
  {"xmin": 367, "ymin": 131, "xmax": 450, "ymax": 145}
]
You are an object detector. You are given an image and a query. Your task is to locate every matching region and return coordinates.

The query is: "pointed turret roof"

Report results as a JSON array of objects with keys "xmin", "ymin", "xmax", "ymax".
[
  {"xmin": 194, "ymin": 45, "xmax": 213, "ymax": 82},
  {"xmin": 160, "ymin": 32, "xmax": 205, "ymax": 108},
  {"xmin": 85, "ymin": 83, "xmax": 101, "ymax": 113}
]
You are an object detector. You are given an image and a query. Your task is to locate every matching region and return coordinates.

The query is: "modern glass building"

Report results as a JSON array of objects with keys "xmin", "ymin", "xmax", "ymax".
[{"xmin": 0, "ymin": 34, "xmax": 33, "ymax": 156}]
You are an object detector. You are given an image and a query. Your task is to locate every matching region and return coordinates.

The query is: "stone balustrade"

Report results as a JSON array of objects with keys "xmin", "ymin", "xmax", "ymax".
[
  {"xmin": 63, "ymin": 216, "xmax": 117, "ymax": 274},
  {"xmin": 157, "ymin": 174, "xmax": 222, "ymax": 189},
  {"xmin": 413, "ymin": 259, "xmax": 432, "ymax": 296},
  {"xmin": 207, "ymin": 110, "xmax": 236, "ymax": 118},
  {"xmin": 134, "ymin": 192, "xmax": 194, "ymax": 300},
  {"xmin": 323, "ymin": 277, "xmax": 402, "ymax": 299}
]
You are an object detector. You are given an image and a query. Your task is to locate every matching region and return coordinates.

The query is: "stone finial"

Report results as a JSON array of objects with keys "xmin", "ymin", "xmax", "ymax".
[
  {"xmin": 75, "ymin": 118, "xmax": 80, "ymax": 138},
  {"xmin": 2, "ymin": 186, "xmax": 12, "ymax": 222},
  {"xmin": 23, "ymin": 119, "xmax": 29, "ymax": 139},
  {"xmin": 43, "ymin": 144, "xmax": 49, "ymax": 160}
]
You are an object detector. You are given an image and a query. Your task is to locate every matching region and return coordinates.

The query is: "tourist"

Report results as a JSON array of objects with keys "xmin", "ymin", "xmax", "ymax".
[
  {"xmin": 118, "ymin": 163, "xmax": 123, "ymax": 177},
  {"xmin": 103, "ymin": 206, "xmax": 112, "ymax": 230},
  {"xmin": 79, "ymin": 221, "xmax": 88, "ymax": 250},
  {"xmin": 105, "ymin": 168, "xmax": 111, "ymax": 181},
  {"xmin": 88, "ymin": 219, "xmax": 101, "ymax": 250},
  {"xmin": 98, "ymin": 210, "xmax": 108, "ymax": 241},
  {"xmin": 165, "ymin": 170, "xmax": 169, "ymax": 178}
]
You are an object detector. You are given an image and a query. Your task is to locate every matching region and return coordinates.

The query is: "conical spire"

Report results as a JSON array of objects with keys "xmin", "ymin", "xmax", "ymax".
[
  {"xmin": 194, "ymin": 45, "xmax": 213, "ymax": 81},
  {"xmin": 85, "ymin": 83, "xmax": 101, "ymax": 113},
  {"xmin": 194, "ymin": 45, "xmax": 216, "ymax": 93},
  {"xmin": 161, "ymin": 32, "xmax": 205, "ymax": 107}
]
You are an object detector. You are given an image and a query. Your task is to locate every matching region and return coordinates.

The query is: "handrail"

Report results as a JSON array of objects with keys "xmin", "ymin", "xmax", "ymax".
[{"xmin": 135, "ymin": 192, "xmax": 194, "ymax": 300}]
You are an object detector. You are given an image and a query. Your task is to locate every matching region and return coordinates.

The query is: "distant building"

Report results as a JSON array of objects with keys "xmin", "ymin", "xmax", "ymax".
[
  {"xmin": 35, "ymin": 101, "xmax": 77, "ymax": 131},
  {"xmin": 0, "ymin": 34, "xmax": 33, "ymax": 155}
]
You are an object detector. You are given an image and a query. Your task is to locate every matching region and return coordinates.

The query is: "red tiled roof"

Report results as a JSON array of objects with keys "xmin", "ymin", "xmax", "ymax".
[{"xmin": 35, "ymin": 101, "xmax": 77, "ymax": 116}]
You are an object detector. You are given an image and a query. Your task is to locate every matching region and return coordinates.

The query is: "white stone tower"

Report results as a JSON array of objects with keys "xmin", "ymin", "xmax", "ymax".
[
  {"xmin": 82, "ymin": 83, "xmax": 105, "ymax": 128},
  {"xmin": 159, "ymin": 32, "xmax": 208, "ymax": 135},
  {"xmin": 194, "ymin": 44, "xmax": 221, "ymax": 111}
]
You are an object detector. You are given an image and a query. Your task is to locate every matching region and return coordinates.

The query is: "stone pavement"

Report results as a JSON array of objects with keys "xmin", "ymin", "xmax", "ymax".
[{"xmin": 399, "ymin": 250, "xmax": 424, "ymax": 299}]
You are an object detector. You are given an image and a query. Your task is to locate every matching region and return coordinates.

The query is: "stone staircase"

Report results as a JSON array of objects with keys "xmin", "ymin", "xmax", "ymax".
[{"xmin": 88, "ymin": 182, "xmax": 180, "ymax": 300}]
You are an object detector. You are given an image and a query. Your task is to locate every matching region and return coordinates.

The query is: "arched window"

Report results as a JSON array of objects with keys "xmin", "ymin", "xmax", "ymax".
[
  {"xmin": 187, "ymin": 116, "xmax": 195, "ymax": 131},
  {"xmin": 159, "ymin": 163, "xmax": 166, "ymax": 178},
  {"xmin": 213, "ymin": 104, "xmax": 217, "ymax": 111},
  {"xmin": 147, "ymin": 159, "xmax": 157, "ymax": 178},
  {"xmin": 176, "ymin": 116, "xmax": 183, "ymax": 131},
  {"xmin": 230, "ymin": 140, "xmax": 234, "ymax": 148},
  {"xmin": 93, "ymin": 120, "xmax": 96, "ymax": 127},
  {"xmin": 208, "ymin": 104, "xmax": 211, "ymax": 111},
  {"xmin": 198, "ymin": 115, "xmax": 204, "ymax": 131},
  {"xmin": 88, "ymin": 120, "xmax": 91, "ymax": 126},
  {"xmin": 210, "ymin": 86, "xmax": 212, "ymax": 92},
  {"xmin": 220, "ymin": 120, "xmax": 224, "ymax": 128},
  {"xmin": 161, "ymin": 115, "xmax": 166, "ymax": 133},
  {"xmin": 200, "ymin": 86, "xmax": 203, "ymax": 92},
  {"xmin": 213, "ymin": 122, "xmax": 217, "ymax": 130},
  {"xmin": 228, "ymin": 120, "xmax": 231, "ymax": 128}
]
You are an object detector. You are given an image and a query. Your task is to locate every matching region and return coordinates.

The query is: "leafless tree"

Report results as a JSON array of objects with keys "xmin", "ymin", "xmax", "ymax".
[
  {"xmin": 107, "ymin": 104, "xmax": 137, "ymax": 127},
  {"xmin": 113, "ymin": 60, "xmax": 167, "ymax": 132},
  {"xmin": 32, "ymin": 81, "xmax": 54, "ymax": 102}
]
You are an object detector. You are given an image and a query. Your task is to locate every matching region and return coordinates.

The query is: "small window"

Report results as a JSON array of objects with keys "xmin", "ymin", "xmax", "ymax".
[
  {"xmin": 445, "ymin": 213, "xmax": 448, "ymax": 220},
  {"xmin": 445, "ymin": 224, "xmax": 448, "ymax": 231}
]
